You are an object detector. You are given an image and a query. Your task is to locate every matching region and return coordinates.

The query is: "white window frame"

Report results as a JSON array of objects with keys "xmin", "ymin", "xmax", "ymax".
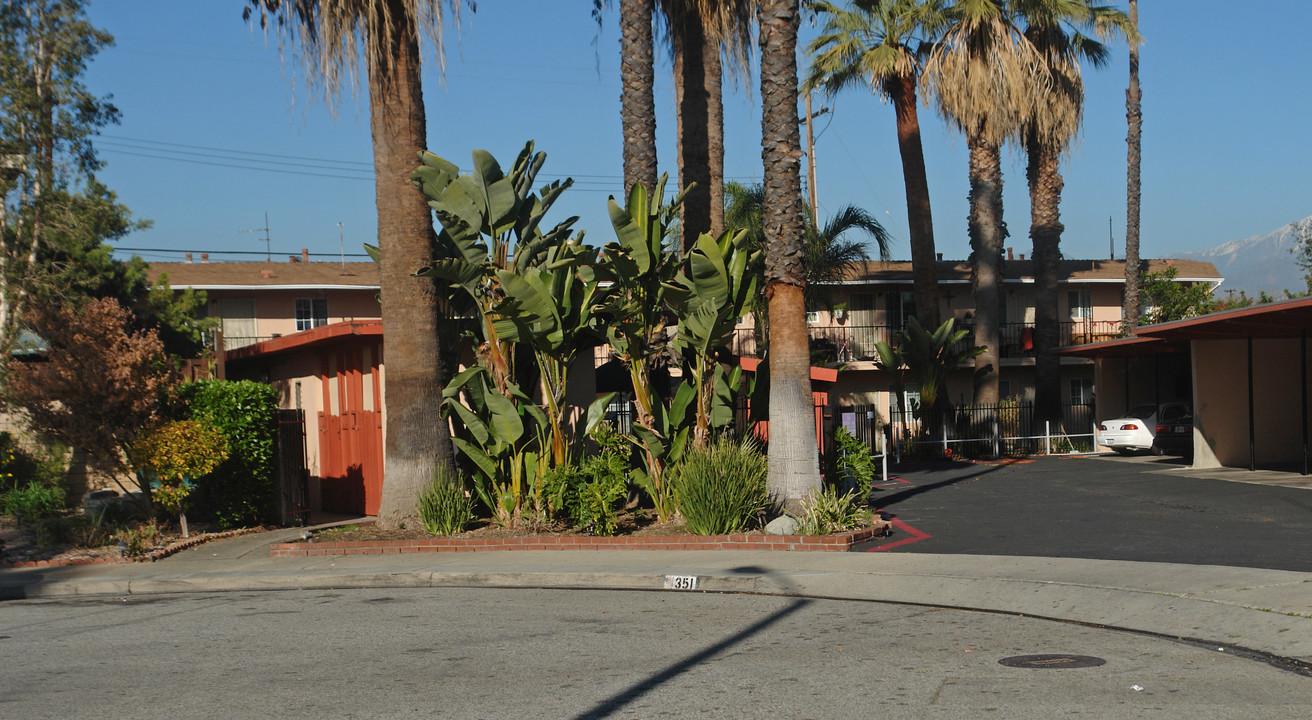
[
  {"xmin": 295, "ymin": 298, "xmax": 328, "ymax": 332},
  {"xmin": 1069, "ymin": 378, "xmax": 1094, "ymax": 405}
]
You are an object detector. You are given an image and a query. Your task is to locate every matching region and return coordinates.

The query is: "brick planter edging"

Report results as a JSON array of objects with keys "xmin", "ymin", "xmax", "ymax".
[
  {"xmin": 269, "ymin": 521, "xmax": 891, "ymax": 557},
  {"xmin": 1, "ymin": 527, "xmax": 260, "ymax": 569}
]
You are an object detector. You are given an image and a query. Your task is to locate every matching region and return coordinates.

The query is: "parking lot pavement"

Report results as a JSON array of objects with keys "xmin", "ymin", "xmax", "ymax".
[{"xmin": 854, "ymin": 455, "xmax": 1312, "ymax": 572}]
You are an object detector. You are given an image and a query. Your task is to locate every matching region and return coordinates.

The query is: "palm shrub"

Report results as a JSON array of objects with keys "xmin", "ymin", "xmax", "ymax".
[
  {"xmin": 670, "ymin": 436, "xmax": 770, "ymax": 535},
  {"xmin": 796, "ymin": 487, "xmax": 872, "ymax": 536},
  {"xmin": 830, "ymin": 427, "xmax": 877, "ymax": 502},
  {"xmin": 417, "ymin": 466, "xmax": 474, "ymax": 536}
]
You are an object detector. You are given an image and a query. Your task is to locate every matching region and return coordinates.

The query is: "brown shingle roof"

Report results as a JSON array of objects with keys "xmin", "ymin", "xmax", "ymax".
[
  {"xmin": 148, "ymin": 261, "xmax": 380, "ymax": 288},
  {"xmin": 842, "ymin": 258, "xmax": 1221, "ymax": 284}
]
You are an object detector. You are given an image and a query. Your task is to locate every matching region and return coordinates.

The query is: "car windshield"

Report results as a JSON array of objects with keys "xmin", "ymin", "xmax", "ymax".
[{"xmin": 1129, "ymin": 404, "xmax": 1157, "ymax": 420}]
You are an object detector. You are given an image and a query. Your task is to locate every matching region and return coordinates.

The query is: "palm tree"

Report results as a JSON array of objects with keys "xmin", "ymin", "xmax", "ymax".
[
  {"xmin": 1123, "ymin": 0, "xmax": 1142, "ymax": 328},
  {"xmin": 805, "ymin": 0, "xmax": 945, "ymax": 327},
  {"xmin": 758, "ymin": 0, "xmax": 820, "ymax": 512},
  {"xmin": 922, "ymin": 0, "xmax": 1042, "ymax": 405},
  {"xmin": 618, "ymin": 0, "xmax": 658, "ymax": 195},
  {"xmin": 244, "ymin": 0, "xmax": 465, "ymax": 528},
  {"xmin": 658, "ymin": 0, "xmax": 755, "ymax": 246},
  {"xmin": 1015, "ymin": 0, "xmax": 1134, "ymax": 426}
]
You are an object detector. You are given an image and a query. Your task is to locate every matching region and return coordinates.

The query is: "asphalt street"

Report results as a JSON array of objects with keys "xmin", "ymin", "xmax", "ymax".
[
  {"xmin": 854, "ymin": 455, "xmax": 1312, "ymax": 571},
  {"xmin": 2, "ymin": 587, "xmax": 1307, "ymax": 719}
]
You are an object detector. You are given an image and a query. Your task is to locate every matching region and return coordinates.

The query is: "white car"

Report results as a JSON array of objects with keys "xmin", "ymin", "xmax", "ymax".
[{"xmin": 1097, "ymin": 403, "xmax": 1188, "ymax": 455}]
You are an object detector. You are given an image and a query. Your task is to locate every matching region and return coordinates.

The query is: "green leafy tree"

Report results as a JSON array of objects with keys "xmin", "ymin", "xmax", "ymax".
[
  {"xmin": 1137, "ymin": 266, "xmax": 1218, "ymax": 325},
  {"xmin": 0, "ymin": 1, "xmax": 172, "ymax": 362}
]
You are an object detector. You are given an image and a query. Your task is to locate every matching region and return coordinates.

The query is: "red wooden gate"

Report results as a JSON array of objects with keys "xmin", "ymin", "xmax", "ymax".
[{"xmin": 318, "ymin": 344, "xmax": 384, "ymax": 515}]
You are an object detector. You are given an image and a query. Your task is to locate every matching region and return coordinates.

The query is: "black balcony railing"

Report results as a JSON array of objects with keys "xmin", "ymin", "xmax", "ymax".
[{"xmin": 732, "ymin": 319, "xmax": 1125, "ymax": 361}]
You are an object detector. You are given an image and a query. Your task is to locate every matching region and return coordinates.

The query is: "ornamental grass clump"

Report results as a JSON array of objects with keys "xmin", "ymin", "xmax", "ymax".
[
  {"xmin": 417, "ymin": 466, "xmax": 474, "ymax": 536},
  {"xmin": 671, "ymin": 436, "xmax": 769, "ymax": 535},
  {"xmin": 796, "ymin": 487, "xmax": 872, "ymax": 536}
]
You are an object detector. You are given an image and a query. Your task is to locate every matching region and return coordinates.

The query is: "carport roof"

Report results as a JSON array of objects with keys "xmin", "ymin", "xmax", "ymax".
[
  {"xmin": 1054, "ymin": 335, "xmax": 1187, "ymax": 358},
  {"xmin": 1134, "ymin": 296, "xmax": 1312, "ymax": 341}
]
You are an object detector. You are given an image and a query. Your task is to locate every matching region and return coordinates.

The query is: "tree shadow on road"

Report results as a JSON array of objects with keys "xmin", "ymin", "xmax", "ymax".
[
  {"xmin": 873, "ymin": 461, "xmax": 1009, "ymax": 509},
  {"xmin": 572, "ymin": 566, "xmax": 810, "ymax": 720}
]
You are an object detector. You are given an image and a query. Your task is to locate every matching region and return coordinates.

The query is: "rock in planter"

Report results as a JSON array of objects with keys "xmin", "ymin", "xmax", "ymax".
[{"xmin": 765, "ymin": 515, "xmax": 799, "ymax": 536}]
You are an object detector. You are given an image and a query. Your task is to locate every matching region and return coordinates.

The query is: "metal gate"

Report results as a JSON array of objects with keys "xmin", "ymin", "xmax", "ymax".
[{"xmin": 275, "ymin": 409, "xmax": 310, "ymax": 526}]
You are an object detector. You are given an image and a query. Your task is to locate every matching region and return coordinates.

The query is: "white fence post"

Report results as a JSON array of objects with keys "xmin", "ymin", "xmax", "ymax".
[
  {"xmin": 993, "ymin": 420, "xmax": 1001, "ymax": 458},
  {"xmin": 942, "ymin": 420, "xmax": 949, "ymax": 455},
  {"xmin": 881, "ymin": 429, "xmax": 889, "ymax": 483},
  {"xmin": 1045, "ymin": 420, "xmax": 1051, "ymax": 455}
]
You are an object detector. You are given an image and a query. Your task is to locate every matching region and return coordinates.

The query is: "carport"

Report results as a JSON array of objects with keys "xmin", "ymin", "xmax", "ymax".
[{"xmin": 1060, "ymin": 297, "xmax": 1312, "ymax": 476}]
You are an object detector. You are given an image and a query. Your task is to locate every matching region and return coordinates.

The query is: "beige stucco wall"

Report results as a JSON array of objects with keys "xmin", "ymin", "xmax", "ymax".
[
  {"xmin": 205, "ymin": 288, "xmax": 381, "ymax": 340},
  {"xmin": 1192, "ymin": 337, "xmax": 1310, "ymax": 469}
]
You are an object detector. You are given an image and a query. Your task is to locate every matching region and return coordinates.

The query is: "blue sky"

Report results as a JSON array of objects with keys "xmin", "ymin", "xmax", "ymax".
[{"xmin": 85, "ymin": 1, "xmax": 1312, "ymax": 266}]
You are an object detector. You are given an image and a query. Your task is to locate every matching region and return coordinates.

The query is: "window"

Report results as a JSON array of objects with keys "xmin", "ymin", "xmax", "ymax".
[
  {"xmin": 295, "ymin": 298, "xmax": 328, "ymax": 331},
  {"xmin": 1068, "ymin": 288, "xmax": 1092, "ymax": 320},
  {"xmin": 891, "ymin": 385, "xmax": 920, "ymax": 419},
  {"xmin": 1070, "ymin": 378, "xmax": 1094, "ymax": 405}
]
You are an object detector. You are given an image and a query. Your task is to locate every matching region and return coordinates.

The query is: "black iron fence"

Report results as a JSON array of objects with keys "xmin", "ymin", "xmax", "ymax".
[{"xmin": 885, "ymin": 401, "xmax": 1095, "ymax": 460}]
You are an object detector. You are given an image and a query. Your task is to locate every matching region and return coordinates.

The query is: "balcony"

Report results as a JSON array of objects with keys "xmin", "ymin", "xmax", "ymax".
[{"xmin": 732, "ymin": 320, "xmax": 1124, "ymax": 362}]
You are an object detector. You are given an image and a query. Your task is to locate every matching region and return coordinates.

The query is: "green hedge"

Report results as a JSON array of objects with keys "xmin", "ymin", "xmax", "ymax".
[{"xmin": 176, "ymin": 380, "xmax": 278, "ymax": 528}]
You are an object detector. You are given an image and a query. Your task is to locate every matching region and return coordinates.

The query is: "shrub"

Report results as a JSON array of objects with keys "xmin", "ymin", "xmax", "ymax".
[
  {"xmin": 796, "ymin": 487, "xmax": 872, "ymax": 535},
  {"xmin": 175, "ymin": 380, "xmax": 278, "ymax": 528},
  {"xmin": 417, "ymin": 467, "xmax": 474, "ymax": 536},
  {"xmin": 115, "ymin": 521, "xmax": 161, "ymax": 557},
  {"xmin": 1, "ymin": 482, "xmax": 65, "ymax": 522},
  {"xmin": 830, "ymin": 427, "xmax": 877, "ymax": 502},
  {"xmin": 540, "ymin": 423, "xmax": 629, "ymax": 536},
  {"xmin": 670, "ymin": 436, "xmax": 769, "ymax": 535}
]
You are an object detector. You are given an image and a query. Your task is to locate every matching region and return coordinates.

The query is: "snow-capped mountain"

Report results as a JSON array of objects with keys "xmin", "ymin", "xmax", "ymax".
[{"xmin": 1168, "ymin": 217, "xmax": 1310, "ymax": 297}]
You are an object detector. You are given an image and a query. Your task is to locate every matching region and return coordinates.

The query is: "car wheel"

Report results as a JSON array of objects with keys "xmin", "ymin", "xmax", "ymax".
[{"xmin": 1150, "ymin": 445, "xmax": 1164, "ymax": 456}]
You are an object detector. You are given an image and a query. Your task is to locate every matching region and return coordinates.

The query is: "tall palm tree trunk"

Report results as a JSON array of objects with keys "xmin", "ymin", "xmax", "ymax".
[
  {"xmin": 677, "ymin": 13, "xmax": 712, "ymax": 250},
  {"xmin": 707, "ymin": 43, "xmax": 725, "ymax": 236},
  {"xmin": 1123, "ymin": 0, "xmax": 1142, "ymax": 328},
  {"xmin": 369, "ymin": 0, "xmax": 455, "ymax": 528},
  {"xmin": 887, "ymin": 74, "xmax": 940, "ymax": 328},
  {"xmin": 620, "ymin": 0, "xmax": 658, "ymax": 195},
  {"xmin": 759, "ymin": 0, "xmax": 820, "ymax": 511},
  {"xmin": 1028, "ymin": 132, "xmax": 1064, "ymax": 425},
  {"xmin": 968, "ymin": 138, "xmax": 1004, "ymax": 406}
]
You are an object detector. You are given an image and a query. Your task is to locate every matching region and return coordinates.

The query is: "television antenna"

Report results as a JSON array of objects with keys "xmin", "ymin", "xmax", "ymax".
[{"xmin": 239, "ymin": 212, "xmax": 272, "ymax": 261}]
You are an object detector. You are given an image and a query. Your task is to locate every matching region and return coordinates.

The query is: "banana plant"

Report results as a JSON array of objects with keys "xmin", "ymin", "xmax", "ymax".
[
  {"xmin": 412, "ymin": 141, "xmax": 579, "ymax": 399},
  {"xmin": 666, "ymin": 229, "xmax": 761, "ymax": 448},
  {"xmin": 442, "ymin": 365, "xmax": 546, "ymax": 526},
  {"xmin": 410, "ymin": 141, "xmax": 582, "ymax": 524},
  {"xmin": 494, "ymin": 237, "xmax": 614, "ymax": 472},
  {"xmin": 596, "ymin": 176, "xmax": 687, "ymax": 521}
]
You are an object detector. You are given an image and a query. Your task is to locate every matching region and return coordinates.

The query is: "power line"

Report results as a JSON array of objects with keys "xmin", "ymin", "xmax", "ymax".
[{"xmin": 113, "ymin": 246, "xmax": 372, "ymax": 258}]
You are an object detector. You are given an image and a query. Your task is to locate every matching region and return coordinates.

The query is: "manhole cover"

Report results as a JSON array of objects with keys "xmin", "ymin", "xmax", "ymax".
[{"xmin": 998, "ymin": 654, "xmax": 1106, "ymax": 669}]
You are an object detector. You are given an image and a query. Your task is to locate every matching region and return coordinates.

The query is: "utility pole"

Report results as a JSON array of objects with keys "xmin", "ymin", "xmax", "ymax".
[
  {"xmin": 1109, "ymin": 216, "xmax": 1114, "ymax": 260},
  {"xmin": 338, "ymin": 222, "xmax": 346, "ymax": 271},
  {"xmin": 805, "ymin": 93, "xmax": 819, "ymax": 212},
  {"xmin": 239, "ymin": 211, "xmax": 272, "ymax": 261}
]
